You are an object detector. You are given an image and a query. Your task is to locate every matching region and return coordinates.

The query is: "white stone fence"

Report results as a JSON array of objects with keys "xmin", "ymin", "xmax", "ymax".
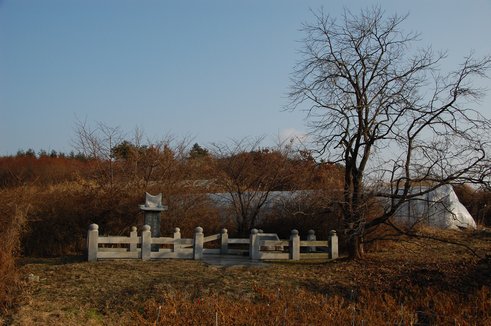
[{"xmin": 87, "ymin": 224, "xmax": 338, "ymax": 262}]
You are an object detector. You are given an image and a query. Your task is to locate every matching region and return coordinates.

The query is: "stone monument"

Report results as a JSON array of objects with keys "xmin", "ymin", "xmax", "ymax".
[{"xmin": 139, "ymin": 192, "xmax": 168, "ymax": 251}]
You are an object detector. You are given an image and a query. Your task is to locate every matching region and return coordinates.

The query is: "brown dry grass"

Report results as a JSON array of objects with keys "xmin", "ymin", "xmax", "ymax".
[
  {"xmin": 10, "ymin": 233, "xmax": 491, "ymax": 325},
  {"xmin": 0, "ymin": 186, "xmax": 31, "ymax": 321},
  {"xmin": 2, "ymin": 153, "xmax": 491, "ymax": 324}
]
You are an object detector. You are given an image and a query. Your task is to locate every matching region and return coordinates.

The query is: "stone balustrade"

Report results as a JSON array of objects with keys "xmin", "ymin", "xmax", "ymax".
[{"xmin": 87, "ymin": 225, "xmax": 338, "ymax": 262}]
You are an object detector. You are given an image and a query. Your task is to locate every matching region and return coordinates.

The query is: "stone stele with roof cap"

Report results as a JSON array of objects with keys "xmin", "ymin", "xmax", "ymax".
[{"xmin": 139, "ymin": 192, "xmax": 168, "ymax": 251}]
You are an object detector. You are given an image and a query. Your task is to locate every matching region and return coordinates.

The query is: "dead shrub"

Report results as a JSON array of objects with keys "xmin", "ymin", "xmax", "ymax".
[
  {"xmin": 258, "ymin": 191, "xmax": 342, "ymax": 240},
  {"xmin": 125, "ymin": 285, "xmax": 491, "ymax": 325},
  {"xmin": 0, "ymin": 187, "xmax": 31, "ymax": 316},
  {"xmin": 160, "ymin": 193, "xmax": 225, "ymax": 238},
  {"xmin": 454, "ymin": 184, "xmax": 491, "ymax": 226},
  {"xmin": 23, "ymin": 182, "xmax": 143, "ymax": 256},
  {"xmin": 20, "ymin": 182, "xmax": 227, "ymax": 257}
]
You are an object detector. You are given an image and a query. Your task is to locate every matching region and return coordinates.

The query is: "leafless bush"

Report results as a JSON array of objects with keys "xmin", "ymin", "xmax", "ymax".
[{"xmin": 0, "ymin": 187, "xmax": 31, "ymax": 315}]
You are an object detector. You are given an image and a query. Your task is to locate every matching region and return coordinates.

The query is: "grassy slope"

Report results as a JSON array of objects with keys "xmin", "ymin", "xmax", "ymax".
[{"xmin": 11, "ymin": 232, "xmax": 491, "ymax": 325}]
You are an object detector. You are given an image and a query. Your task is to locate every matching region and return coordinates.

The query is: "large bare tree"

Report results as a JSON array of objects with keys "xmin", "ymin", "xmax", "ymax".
[{"xmin": 289, "ymin": 7, "xmax": 491, "ymax": 258}]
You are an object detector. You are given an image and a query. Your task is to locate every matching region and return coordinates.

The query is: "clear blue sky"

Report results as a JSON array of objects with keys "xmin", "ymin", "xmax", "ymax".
[{"xmin": 1, "ymin": 0, "xmax": 490, "ymax": 156}]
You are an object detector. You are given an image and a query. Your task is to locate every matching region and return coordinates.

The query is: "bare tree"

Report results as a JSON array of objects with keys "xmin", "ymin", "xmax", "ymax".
[
  {"xmin": 289, "ymin": 7, "xmax": 491, "ymax": 258},
  {"xmin": 211, "ymin": 138, "xmax": 295, "ymax": 235},
  {"xmin": 73, "ymin": 119, "xmax": 123, "ymax": 160},
  {"xmin": 73, "ymin": 119, "xmax": 124, "ymax": 187}
]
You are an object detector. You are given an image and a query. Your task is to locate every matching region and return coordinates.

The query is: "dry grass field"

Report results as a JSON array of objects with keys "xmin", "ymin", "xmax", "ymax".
[
  {"xmin": 1, "ymin": 157, "xmax": 490, "ymax": 325},
  {"xmin": 7, "ymin": 231, "xmax": 491, "ymax": 325}
]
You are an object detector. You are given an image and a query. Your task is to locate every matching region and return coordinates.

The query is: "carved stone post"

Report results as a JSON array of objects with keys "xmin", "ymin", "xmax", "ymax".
[
  {"xmin": 220, "ymin": 228, "xmax": 228, "ymax": 254},
  {"xmin": 289, "ymin": 229, "xmax": 300, "ymax": 261},
  {"xmin": 328, "ymin": 230, "xmax": 339, "ymax": 259},
  {"xmin": 173, "ymin": 227, "xmax": 181, "ymax": 253},
  {"xmin": 193, "ymin": 227, "xmax": 204, "ymax": 260},
  {"xmin": 129, "ymin": 226, "xmax": 137, "ymax": 252},
  {"xmin": 141, "ymin": 225, "xmax": 152, "ymax": 260},
  {"xmin": 87, "ymin": 224, "xmax": 99, "ymax": 262},
  {"xmin": 307, "ymin": 229, "xmax": 316, "ymax": 253},
  {"xmin": 249, "ymin": 229, "xmax": 259, "ymax": 260}
]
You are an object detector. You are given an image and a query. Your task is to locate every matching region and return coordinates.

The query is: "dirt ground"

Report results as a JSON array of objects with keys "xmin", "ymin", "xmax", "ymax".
[{"xmin": 8, "ymin": 231, "xmax": 491, "ymax": 325}]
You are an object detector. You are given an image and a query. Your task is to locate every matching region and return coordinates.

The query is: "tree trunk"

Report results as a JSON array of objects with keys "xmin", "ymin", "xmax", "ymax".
[{"xmin": 347, "ymin": 234, "xmax": 363, "ymax": 259}]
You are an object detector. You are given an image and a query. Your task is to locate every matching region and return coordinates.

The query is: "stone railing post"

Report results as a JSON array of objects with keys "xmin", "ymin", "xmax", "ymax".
[
  {"xmin": 141, "ymin": 225, "xmax": 152, "ymax": 260},
  {"xmin": 173, "ymin": 227, "xmax": 181, "ymax": 252},
  {"xmin": 249, "ymin": 229, "xmax": 259, "ymax": 260},
  {"xmin": 129, "ymin": 226, "xmax": 137, "ymax": 252},
  {"xmin": 193, "ymin": 227, "xmax": 204, "ymax": 260},
  {"xmin": 220, "ymin": 228, "xmax": 228, "ymax": 254},
  {"xmin": 87, "ymin": 224, "xmax": 99, "ymax": 262},
  {"xmin": 307, "ymin": 229, "xmax": 316, "ymax": 253},
  {"xmin": 328, "ymin": 230, "xmax": 339, "ymax": 259},
  {"xmin": 289, "ymin": 229, "xmax": 300, "ymax": 261}
]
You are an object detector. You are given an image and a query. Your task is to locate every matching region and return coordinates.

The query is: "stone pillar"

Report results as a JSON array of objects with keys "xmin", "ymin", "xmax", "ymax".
[
  {"xmin": 193, "ymin": 227, "xmax": 204, "ymax": 260},
  {"xmin": 328, "ymin": 230, "xmax": 339, "ymax": 259},
  {"xmin": 139, "ymin": 193, "xmax": 168, "ymax": 252},
  {"xmin": 129, "ymin": 226, "xmax": 137, "ymax": 252},
  {"xmin": 141, "ymin": 225, "xmax": 152, "ymax": 260},
  {"xmin": 289, "ymin": 229, "xmax": 300, "ymax": 261},
  {"xmin": 220, "ymin": 228, "xmax": 228, "ymax": 254},
  {"xmin": 249, "ymin": 228, "xmax": 259, "ymax": 260},
  {"xmin": 173, "ymin": 227, "xmax": 181, "ymax": 253},
  {"xmin": 307, "ymin": 229, "xmax": 316, "ymax": 253},
  {"xmin": 87, "ymin": 224, "xmax": 99, "ymax": 262}
]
